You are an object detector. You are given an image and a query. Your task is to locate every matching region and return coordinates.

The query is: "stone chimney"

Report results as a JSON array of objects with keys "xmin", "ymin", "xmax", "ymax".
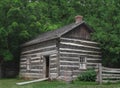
[{"xmin": 75, "ymin": 15, "xmax": 83, "ymax": 23}]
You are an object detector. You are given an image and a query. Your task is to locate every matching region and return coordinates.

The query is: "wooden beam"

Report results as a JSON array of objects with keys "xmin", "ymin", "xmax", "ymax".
[
  {"xmin": 16, "ymin": 78, "xmax": 48, "ymax": 85},
  {"xmin": 60, "ymin": 42, "xmax": 100, "ymax": 49},
  {"xmin": 60, "ymin": 52, "xmax": 101, "ymax": 58},
  {"xmin": 22, "ymin": 45, "xmax": 56, "ymax": 54},
  {"xmin": 21, "ymin": 50, "xmax": 58, "ymax": 57},
  {"xmin": 60, "ymin": 48, "xmax": 101, "ymax": 54},
  {"xmin": 61, "ymin": 37, "xmax": 99, "ymax": 44}
]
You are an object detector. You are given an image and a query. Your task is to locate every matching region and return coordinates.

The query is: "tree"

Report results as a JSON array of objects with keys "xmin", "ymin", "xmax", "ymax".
[{"xmin": 0, "ymin": 0, "xmax": 120, "ymax": 67}]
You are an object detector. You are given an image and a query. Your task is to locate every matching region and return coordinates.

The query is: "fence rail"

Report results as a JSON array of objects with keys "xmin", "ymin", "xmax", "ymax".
[{"xmin": 97, "ymin": 63, "xmax": 120, "ymax": 84}]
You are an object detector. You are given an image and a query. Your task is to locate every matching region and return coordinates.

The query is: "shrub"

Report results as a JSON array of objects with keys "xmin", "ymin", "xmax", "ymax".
[{"xmin": 78, "ymin": 69, "xmax": 97, "ymax": 82}]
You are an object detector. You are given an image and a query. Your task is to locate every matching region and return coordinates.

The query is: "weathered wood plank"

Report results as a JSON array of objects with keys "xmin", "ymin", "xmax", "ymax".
[
  {"xmin": 60, "ymin": 60, "xmax": 79, "ymax": 64},
  {"xmin": 60, "ymin": 44, "xmax": 100, "ymax": 52},
  {"xmin": 60, "ymin": 62, "xmax": 79, "ymax": 65},
  {"xmin": 102, "ymin": 74, "xmax": 120, "ymax": 77},
  {"xmin": 60, "ymin": 52, "xmax": 101, "ymax": 58},
  {"xmin": 102, "ymin": 70, "xmax": 120, "ymax": 74},
  {"xmin": 21, "ymin": 50, "xmax": 58, "ymax": 57},
  {"xmin": 22, "ymin": 46, "xmax": 57, "ymax": 55},
  {"xmin": 60, "ymin": 42, "xmax": 100, "ymax": 49},
  {"xmin": 22, "ymin": 39, "xmax": 57, "ymax": 52},
  {"xmin": 87, "ymin": 60, "xmax": 101, "ymax": 63},
  {"xmin": 87, "ymin": 58, "xmax": 101, "ymax": 61},
  {"xmin": 60, "ymin": 37, "xmax": 99, "ymax": 44},
  {"xmin": 60, "ymin": 48, "xmax": 101, "ymax": 54},
  {"xmin": 60, "ymin": 65, "xmax": 79, "ymax": 68},
  {"xmin": 102, "ymin": 67, "xmax": 120, "ymax": 71}
]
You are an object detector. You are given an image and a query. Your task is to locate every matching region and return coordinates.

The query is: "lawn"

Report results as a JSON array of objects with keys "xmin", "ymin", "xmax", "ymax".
[{"xmin": 0, "ymin": 79, "xmax": 120, "ymax": 88}]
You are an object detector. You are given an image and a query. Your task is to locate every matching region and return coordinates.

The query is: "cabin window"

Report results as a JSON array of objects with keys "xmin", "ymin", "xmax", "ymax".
[
  {"xmin": 79, "ymin": 56, "xmax": 86, "ymax": 69},
  {"xmin": 26, "ymin": 58, "xmax": 31, "ymax": 71}
]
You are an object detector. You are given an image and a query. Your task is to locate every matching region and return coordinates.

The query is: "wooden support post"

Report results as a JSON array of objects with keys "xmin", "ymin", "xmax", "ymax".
[{"xmin": 98, "ymin": 63, "xmax": 102, "ymax": 84}]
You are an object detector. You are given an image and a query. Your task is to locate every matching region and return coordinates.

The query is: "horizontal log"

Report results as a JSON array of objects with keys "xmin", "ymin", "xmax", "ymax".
[
  {"xmin": 60, "ymin": 44, "xmax": 100, "ymax": 52},
  {"xmin": 60, "ymin": 48, "xmax": 101, "ymax": 54},
  {"xmin": 22, "ymin": 46, "xmax": 57, "ymax": 55},
  {"xmin": 60, "ymin": 60, "xmax": 79, "ymax": 64},
  {"xmin": 60, "ymin": 53, "xmax": 79, "ymax": 57},
  {"xmin": 50, "ymin": 68, "xmax": 57, "ymax": 70},
  {"xmin": 49, "ymin": 70, "xmax": 57, "ymax": 73},
  {"xmin": 102, "ymin": 74, "xmax": 120, "ymax": 78},
  {"xmin": 87, "ymin": 64, "xmax": 98, "ymax": 68},
  {"xmin": 60, "ymin": 42, "xmax": 100, "ymax": 49},
  {"xmin": 59, "ymin": 71, "xmax": 80, "ymax": 76},
  {"xmin": 60, "ymin": 52, "xmax": 101, "ymax": 58},
  {"xmin": 20, "ymin": 65, "xmax": 26, "ymax": 67},
  {"xmin": 50, "ymin": 54, "xmax": 57, "ymax": 57},
  {"xmin": 87, "ymin": 62, "xmax": 99, "ymax": 65},
  {"xmin": 60, "ymin": 65, "xmax": 79, "ymax": 68},
  {"xmin": 60, "ymin": 66, "xmax": 79, "ymax": 70},
  {"xmin": 50, "ymin": 58, "xmax": 57, "ymax": 61},
  {"xmin": 60, "ymin": 62, "xmax": 79, "ymax": 66},
  {"xmin": 30, "ymin": 57, "xmax": 41, "ymax": 60},
  {"xmin": 58, "ymin": 75, "xmax": 77, "ymax": 79},
  {"xmin": 50, "ymin": 64, "xmax": 57, "ymax": 68},
  {"xmin": 60, "ymin": 50, "xmax": 100, "ymax": 57},
  {"xmin": 30, "ymin": 71, "xmax": 43, "ymax": 73},
  {"xmin": 21, "ymin": 50, "xmax": 58, "ymax": 57},
  {"xmin": 60, "ymin": 37, "xmax": 99, "ymax": 44},
  {"xmin": 50, "ymin": 73, "xmax": 58, "ymax": 75},
  {"xmin": 30, "ymin": 69, "xmax": 43, "ymax": 72},
  {"xmin": 102, "ymin": 76, "xmax": 120, "ymax": 79},
  {"xmin": 102, "ymin": 67, "xmax": 120, "ymax": 71},
  {"xmin": 60, "ymin": 70, "xmax": 79, "ymax": 73},
  {"xmin": 22, "ymin": 39, "xmax": 56, "ymax": 52},
  {"xmin": 31, "ymin": 66, "xmax": 43, "ymax": 69},
  {"xmin": 21, "ymin": 75, "xmax": 43, "ymax": 79},
  {"xmin": 22, "ymin": 45, "xmax": 56, "ymax": 54},
  {"xmin": 102, "ymin": 70, "xmax": 120, "ymax": 74},
  {"xmin": 87, "ymin": 58, "xmax": 101, "ymax": 61},
  {"xmin": 31, "ymin": 60, "xmax": 41, "ymax": 63},
  {"xmin": 87, "ymin": 60, "xmax": 101, "ymax": 63},
  {"xmin": 20, "ymin": 62, "xmax": 26, "ymax": 64},
  {"xmin": 60, "ymin": 56, "xmax": 79, "ymax": 59}
]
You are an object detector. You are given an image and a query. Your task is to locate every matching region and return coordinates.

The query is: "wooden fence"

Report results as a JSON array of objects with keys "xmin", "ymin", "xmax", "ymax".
[{"xmin": 96, "ymin": 63, "xmax": 120, "ymax": 84}]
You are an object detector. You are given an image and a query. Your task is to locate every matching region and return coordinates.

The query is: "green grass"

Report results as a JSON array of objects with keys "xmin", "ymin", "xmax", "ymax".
[{"xmin": 0, "ymin": 79, "xmax": 120, "ymax": 88}]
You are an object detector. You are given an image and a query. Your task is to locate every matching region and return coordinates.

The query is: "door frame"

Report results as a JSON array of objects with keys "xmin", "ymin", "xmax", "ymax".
[{"xmin": 43, "ymin": 55, "xmax": 50, "ymax": 78}]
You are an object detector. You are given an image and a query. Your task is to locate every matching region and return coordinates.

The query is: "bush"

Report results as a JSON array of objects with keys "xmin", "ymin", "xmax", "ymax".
[{"xmin": 78, "ymin": 69, "xmax": 97, "ymax": 82}]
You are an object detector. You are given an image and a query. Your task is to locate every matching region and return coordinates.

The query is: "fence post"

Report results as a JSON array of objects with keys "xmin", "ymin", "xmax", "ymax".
[{"xmin": 98, "ymin": 63, "xmax": 102, "ymax": 84}]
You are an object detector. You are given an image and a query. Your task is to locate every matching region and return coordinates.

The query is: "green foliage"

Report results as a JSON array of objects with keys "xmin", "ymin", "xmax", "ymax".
[
  {"xmin": 0, "ymin": 0, "xmax": 120, "ymax": 67},
  {"xmin": 78, "ymin": 69, "xmax": 97, "ymax": 82}
]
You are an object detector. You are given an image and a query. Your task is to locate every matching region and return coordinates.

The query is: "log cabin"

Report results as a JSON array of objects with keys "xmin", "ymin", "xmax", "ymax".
[{"xmin": 19, "ymin": 15, "xmax": 101, "ymax": 80}]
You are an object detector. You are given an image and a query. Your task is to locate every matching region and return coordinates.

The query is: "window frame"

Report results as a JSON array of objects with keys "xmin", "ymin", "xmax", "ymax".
[
  {"xmin": 79, "ymin": 56, "xmax": 87, "ymax": 69},
  {"xmin": 26, "ymin": 57, "xmax": 31, "ymax": 71}
]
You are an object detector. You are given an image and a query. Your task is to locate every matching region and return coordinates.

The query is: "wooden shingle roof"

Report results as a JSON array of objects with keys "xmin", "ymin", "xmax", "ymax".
[{"xmin": 22, "ymin": 21, "xmax": 93, "ymax": 47}]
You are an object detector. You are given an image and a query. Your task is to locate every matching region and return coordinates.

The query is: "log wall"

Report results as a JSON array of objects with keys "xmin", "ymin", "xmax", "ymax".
[
  {"xmin": 58, "ymin": 37, "xmax": 101, "ymax": 80},
  {"xmin": 19, "ymin": 39, "xmax": 59, "ymax": 79}
]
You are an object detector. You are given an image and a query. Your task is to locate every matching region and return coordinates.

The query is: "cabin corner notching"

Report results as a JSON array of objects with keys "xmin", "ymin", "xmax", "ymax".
[{"xmin": 20, "ymin": 16, "xmax": 101, "ymax": 80}]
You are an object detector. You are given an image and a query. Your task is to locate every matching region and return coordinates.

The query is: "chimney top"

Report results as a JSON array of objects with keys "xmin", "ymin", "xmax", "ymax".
[{"xmin": 75, "ymin": 15, "xmax": 83, "ymax": 23}]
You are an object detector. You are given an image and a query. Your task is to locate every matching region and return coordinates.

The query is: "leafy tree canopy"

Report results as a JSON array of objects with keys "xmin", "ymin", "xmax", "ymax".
[{"xmin": 0, "ymin": 0, "xmax": 120, "ymax": 67}]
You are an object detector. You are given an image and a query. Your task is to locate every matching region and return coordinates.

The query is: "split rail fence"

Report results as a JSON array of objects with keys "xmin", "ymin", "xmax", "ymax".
[{"xmin": 96, "ymin": 63, "xmax": 120, "ymax": 84}]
